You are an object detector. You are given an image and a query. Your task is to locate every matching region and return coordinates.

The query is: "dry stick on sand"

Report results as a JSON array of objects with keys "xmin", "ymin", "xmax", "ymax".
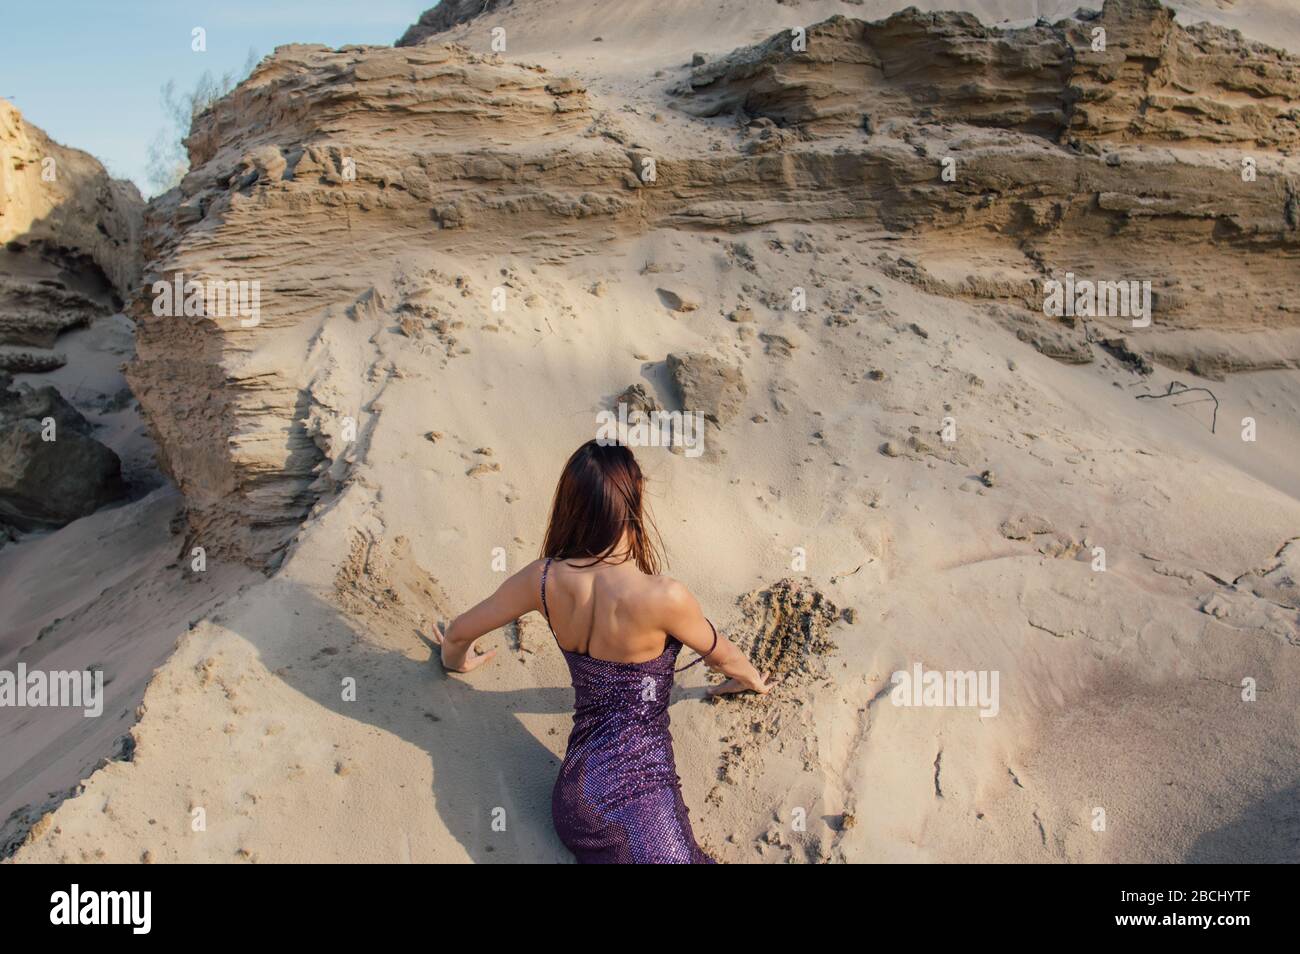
[{"xmin": 1135, "ymin": 380, "xmax": 1220, "ymax": 434}]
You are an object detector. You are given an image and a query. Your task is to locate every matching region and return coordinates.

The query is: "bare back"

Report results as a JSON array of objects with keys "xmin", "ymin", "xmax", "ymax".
[{"xmin": 541, "ymin": 558, "xmax": 676, "ymax": 664}]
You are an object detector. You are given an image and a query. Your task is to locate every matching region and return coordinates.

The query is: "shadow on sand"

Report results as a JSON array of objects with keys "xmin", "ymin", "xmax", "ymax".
[
  {"xmin": 1185, "ymin": 781, "xmax": 1300, "ymax": 863},
  {"xmin": 264, "ymin": 582, "xmax": 580, "ymax": 862}
]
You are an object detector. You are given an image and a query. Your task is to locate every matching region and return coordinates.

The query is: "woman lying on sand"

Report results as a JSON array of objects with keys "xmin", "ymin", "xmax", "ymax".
[{"xmin": 434, "ymin": 440, "xmax": 769, "ymax": 863}]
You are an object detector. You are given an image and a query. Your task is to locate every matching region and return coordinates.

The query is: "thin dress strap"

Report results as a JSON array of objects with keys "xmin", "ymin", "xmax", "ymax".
[
  {"xmin": 540, "ymin": 557, "xmax": 560, "ymax": 644},
  {"xmin": 674, "ymin": 618, "xmax": 718, "ymax": 672}
]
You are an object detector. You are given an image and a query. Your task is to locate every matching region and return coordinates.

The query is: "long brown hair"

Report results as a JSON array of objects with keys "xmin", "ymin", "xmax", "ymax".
[{"xmin": 541, "ymin": 440, "xmax": 665, "ymax": 574}]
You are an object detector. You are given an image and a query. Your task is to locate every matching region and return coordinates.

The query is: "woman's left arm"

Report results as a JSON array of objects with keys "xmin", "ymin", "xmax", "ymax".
[{"xmin": 433, "ymin": 560, "xmax": 542, "ymax": 673}]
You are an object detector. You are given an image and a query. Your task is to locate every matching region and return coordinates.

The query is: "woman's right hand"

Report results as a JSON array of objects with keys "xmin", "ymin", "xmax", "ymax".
[{"xmin": 432, "ymin": 623, "xmax": 497, "ymax": 674}]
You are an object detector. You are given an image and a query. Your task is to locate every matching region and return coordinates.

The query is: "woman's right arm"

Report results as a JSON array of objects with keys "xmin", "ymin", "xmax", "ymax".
[
  {"xmin": 660, "ymin": 580, "xmax": 769, "ymax": 695},
  {"xmin": 436, "ymin": 560, "xmax": 542, "ymax": 673}
]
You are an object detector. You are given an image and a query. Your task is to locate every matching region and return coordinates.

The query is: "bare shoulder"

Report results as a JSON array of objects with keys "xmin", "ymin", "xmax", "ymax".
[
  {"xmin": 508, "ymin": 558, "xmax": 548, "ymax": 597},
  {"xmin": 646, "ymin": 574, "xmax": 698, "ymax": 613},
  {"xmin": 512, "ymin": 557, "xmax": 546, "ymax": 582}
]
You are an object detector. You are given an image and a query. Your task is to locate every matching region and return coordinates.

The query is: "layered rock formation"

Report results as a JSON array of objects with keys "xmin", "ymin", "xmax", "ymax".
[
  {"xmin": 673, "ymin": 0, "xmax": 1300, "ymax": 377},
  {"xmin": 0, "ymin": 102, "xmax": 141, "ymax": 531},
  {"xmin": 125, "ymin": 0, "xmax": 1297, "ymax": 568},
  {"xmin": 0, "ymin": 98, "xmax": 142, "ymax": 370},
  {"xmin": 681, "ymin": 1, "xmax": 1300, "ymax": 147},
  {"xmin": 0, "ymin": 99, "xmax": 142, "ymax": 297},
  {"xmin": 126, "ymin": 41, "xmax": 631, "ymax": 567}
]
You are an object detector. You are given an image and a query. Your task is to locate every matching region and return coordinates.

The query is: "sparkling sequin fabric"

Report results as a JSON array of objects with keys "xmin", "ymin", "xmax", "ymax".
[{"xmin": 543, "ymin": 560, "xmax": 715, "ymax": 864}]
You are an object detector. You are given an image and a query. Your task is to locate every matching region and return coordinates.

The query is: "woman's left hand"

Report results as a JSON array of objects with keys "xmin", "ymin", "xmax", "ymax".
[{"xmin": 707, "ymin": 671, "xmax": 772, "ymax": 696}]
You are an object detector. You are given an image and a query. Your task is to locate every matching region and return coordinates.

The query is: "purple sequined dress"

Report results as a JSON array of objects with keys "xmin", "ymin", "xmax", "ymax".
[{"xmin": 542, "ymin": 559, "xmax": 716, "ymax": 864}]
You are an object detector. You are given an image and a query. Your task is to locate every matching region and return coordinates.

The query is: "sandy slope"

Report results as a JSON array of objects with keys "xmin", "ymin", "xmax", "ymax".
[
  {"xmin": 14, "ymin": 224, "xmax": 1300, "ymax": 862},
  {"xmin": 0, "ymin": 314, "xmax": 256, "ymax": 854}
]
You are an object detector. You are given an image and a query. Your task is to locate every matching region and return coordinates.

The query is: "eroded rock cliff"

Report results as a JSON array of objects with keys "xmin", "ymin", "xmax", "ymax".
[
  {"xmin": 0, "ymin": 99, "xmax": 142, "ymax": 297},
  {"xmin": 128, "ymin": 0, "xmax": 1299, "ymax": 573},
  {"xmin": 0, "ymin": 102, "xmax": 140, "ymax": 528}
]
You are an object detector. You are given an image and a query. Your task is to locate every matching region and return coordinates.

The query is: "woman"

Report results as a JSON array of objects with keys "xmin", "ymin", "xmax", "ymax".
[{"xmin": 433, "ymin": 440, "xmax": 769, "ymax": 863}]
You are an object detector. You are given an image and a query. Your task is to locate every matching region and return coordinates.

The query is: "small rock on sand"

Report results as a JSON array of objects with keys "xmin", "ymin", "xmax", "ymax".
[
  {"xmin": 759, "ymin": 332, "xmax": 796, "ymax": 357},
  {"xmin": 616, "ymin": 382, "xmax": 660, "ymax": 414},
  {"xmin": 666, "ymin": 352, "xmax": 746, "ymax": 425},
  {"xmin": 999, "ymin": 513, "xmax": 1055, "ymax": 540},
  {"xmin": 656, "ymin": 288, "xmax": 699, "ymax": 313},
  {"xmin": 1201, "ymin": 594, "xmax": 1233, "ymax": 619}
]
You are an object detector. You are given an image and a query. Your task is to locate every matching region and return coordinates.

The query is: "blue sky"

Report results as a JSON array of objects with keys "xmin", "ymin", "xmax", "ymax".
[{"xmin": 2, "ymin": 1, "xmax": 425, "ymax": 197}]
